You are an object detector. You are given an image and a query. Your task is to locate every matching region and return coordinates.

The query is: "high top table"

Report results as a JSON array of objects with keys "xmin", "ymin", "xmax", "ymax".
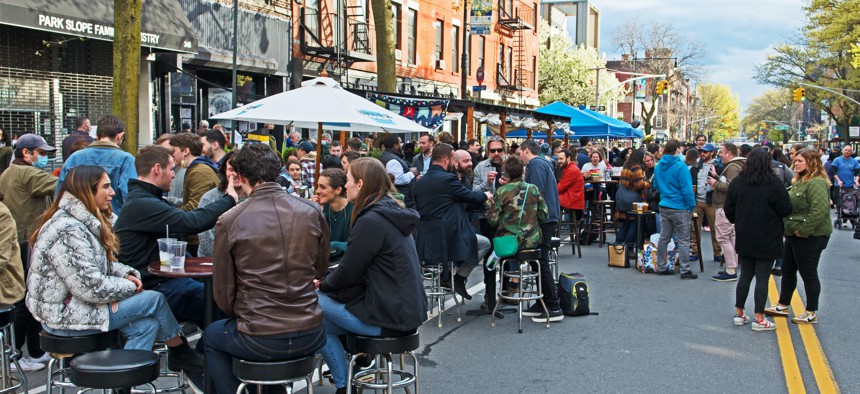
[{"xmin": 148, "ymin": 257, "xmax": 214, "ymax": 393}]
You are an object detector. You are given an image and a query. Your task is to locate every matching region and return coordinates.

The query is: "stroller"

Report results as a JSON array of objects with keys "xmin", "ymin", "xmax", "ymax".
[{"xmin": 835, "ymin": 187, "xmax": 860, "ymax": 229}]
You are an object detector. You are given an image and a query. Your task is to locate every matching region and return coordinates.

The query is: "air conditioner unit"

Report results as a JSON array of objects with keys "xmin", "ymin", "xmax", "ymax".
[
  {"xmin": 395, "ymin": 49, "xmax": 402, "ymax": 60},
  {"xmin": 436, "ymin": 59, "xmax": 445, "ymax": 69}
]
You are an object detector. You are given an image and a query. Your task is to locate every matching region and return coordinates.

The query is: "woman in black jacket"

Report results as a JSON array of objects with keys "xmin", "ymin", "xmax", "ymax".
[
  {"xmin": 317, "ymin": 158, "xmax": 428, "ymax": 394},
  {"xmin": 724, "ymin": 149, "xmax": 792, "ymax": 332}
]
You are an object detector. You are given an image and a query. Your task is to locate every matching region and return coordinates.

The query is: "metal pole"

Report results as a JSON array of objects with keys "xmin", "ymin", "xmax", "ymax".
[
  {"xmin": 231, "ymin": 0, "xmax": 238, "ymax": 109},
  {"xmin": 460, "ymin": 3, "xmax": 469, "ymax": 99},
  {"xmin": 594, "ymin": 68, "xmax": 600, "ymax": 109}
]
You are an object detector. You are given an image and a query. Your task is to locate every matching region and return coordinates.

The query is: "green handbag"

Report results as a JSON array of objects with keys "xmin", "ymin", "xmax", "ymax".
[{"xmin": 492, "ymin": 185, "xmax": 531, "ymax": 258}]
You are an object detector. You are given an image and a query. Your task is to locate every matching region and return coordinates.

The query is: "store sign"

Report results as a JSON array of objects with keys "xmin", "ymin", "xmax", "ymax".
[
  {"xmin": 634, "ymin": 79, "xmax": 646, "ymax": 100},
  {"xmin": 469, "ymin": 0, "xmax": 492, "ymax": 35}
]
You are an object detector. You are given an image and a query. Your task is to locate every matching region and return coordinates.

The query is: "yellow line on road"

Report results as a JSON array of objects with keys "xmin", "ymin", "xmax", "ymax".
[
  {"xmin": 768, "ymin": 276, "xmax": 806, "ymax": 394},
  {"xmin": 788, "ymin": 292, "xmax": 840, "ymax": 393}
]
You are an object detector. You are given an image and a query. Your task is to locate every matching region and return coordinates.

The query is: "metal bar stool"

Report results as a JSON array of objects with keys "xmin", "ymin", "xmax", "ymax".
[
  {"xmin": 69, "ymin": 349, "xmax": 160, "ymax": 393},
  {"xmin": 556, "ymin": 208, "xmax": 582, "ymax": 258},
  {"xmin": 491, "ymin": 249, "xmax": 551, "ymax": 333},
  {"xmin": 40, "ymin": 330, "xmax": 115, "ymax": 393},
  {"xmin": 152, "ymin": 342, "xmax": 188, "ymax": 393},
  {"xmin": 233, "ymin": 355, "xmax": 316, "ymax": 394},
  {"xmin": 422, "ymin": 261, "xmax": 461, "ymax": 328},
  {"xmin": 0, "ymin": 304, "xmax": 27, "ymax": 394},
  {"xmin": 346, "ymin": 332, "xmax": 419, "ymax": 394},
  {"xmin": 691, "ymin": 213, "xmax": 704, "ymax": 272},
  {"xmin": 549, "ymin": 237, "xmax": 561, "ymax": 283},
  {"xmin": 586, "ymin": 201, "xmax": 615, "ymax": 247}
]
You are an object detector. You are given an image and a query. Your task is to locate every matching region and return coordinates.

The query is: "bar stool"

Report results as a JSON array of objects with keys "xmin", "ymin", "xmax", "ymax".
[
  {"xmin": 0, "ymin": 304, "xmax": 26, "ymax": 394},
  {"xmin": 491, "ymin": 249, "xmax": 551, "ymax": 333},
  {"xmin": 422, "ymin": 262, "xmax": 462, "ymax": 328},
  {"xmin": 40, "ymin": 330, "xmax": 115, "ymax": 393},
  {"xmin": 556, "ymin": 208, "xmax": 582, "ymax": 258},
  {"xmin": 691, "ymin": 213, "xmax": 704, "ymax": 272},
  {"xmin": 233, "ymin": 355, "xmax": 316, "ymax": 394},
  {"xmin": 346, "ymin": 332, "xmax": 419, "ymax": 394},
  {"xmin": 70, "ymin": 349, "xmax": 160, "ymax": 392},
  {"xmin": 152, "ymin": 341, "xmax": 188, "ymax": 393}
]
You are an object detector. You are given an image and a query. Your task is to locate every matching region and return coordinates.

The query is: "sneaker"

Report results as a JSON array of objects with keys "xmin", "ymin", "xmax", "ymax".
[
  {"xmin": 186, "ymin": 371, "xmax": 204, "ymax": 394},
  {"xmin": 28, "ymin": 353, "xmax": 52, "ymax": 364},
  {"xmin": 764, "ymin": 304, "xmax": 790, "ymax": 316},
  {"xmin": 522, "ymin": 303, "xmax": 545, "ymax": 317},
  {"xmin": 680, "ymin": 271, "xmax": 698, "ymax": 279},
  {"xmin": 712, "ymin": 272, "xmax": 738, "ymax": 282},
  {"xmin": 752, "ymin": 318, "xmax": 776, "ymax": 331},
  {"xmin": 10, "ymin": 358, "xmax": 45, "ymax": 372},
  {"xmin": 734, "ymin": 313, "xmax": 752, "ymax": 326},
  {"xmin": 704, "ymin": 226, "xmax": 711, "ymax": 232},
  {"xmin": 531, "ymin": 308, "xmax": 564, "ymax": 322},
  {"xmin": 771, "ymin": 268, "xmax": 782, "ymax": 276},
  {"xmin": 688, "ymin": 254, "xmax": 700, "ymax": 262},
  {"xmin": 791, "ymin": 312, "xmax": 818, "ymax": 324}
]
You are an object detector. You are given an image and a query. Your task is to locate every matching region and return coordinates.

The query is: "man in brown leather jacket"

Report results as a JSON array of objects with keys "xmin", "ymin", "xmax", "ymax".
[{"xmin": 206, "ymin": 143, "xmax": 329, "ymax": 393}]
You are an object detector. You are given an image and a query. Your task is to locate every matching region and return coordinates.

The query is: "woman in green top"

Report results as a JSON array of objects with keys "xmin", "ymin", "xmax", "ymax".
[
  {"xmin": 312, "ymin": 168, "xmax": 353, "ymax": 262},
  {"xmin": 765, "ymin": 149, "xmax": 832, "ymax": 324}
]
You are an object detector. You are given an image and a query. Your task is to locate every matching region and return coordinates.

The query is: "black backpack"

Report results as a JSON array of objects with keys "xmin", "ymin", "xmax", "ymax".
[{"xmin": 558, "ymin": 273, "xmax": 598, "ymax": 316}]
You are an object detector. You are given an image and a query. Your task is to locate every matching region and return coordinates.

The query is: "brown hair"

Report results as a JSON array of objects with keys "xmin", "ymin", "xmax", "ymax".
[
  {"xmin": 169, "ymin": 132, "xmax": 203, "ymax": 156},
  {"xmin": 347, "ymin": 157, "xmax": 396, "ymax": 225},
  {"xmin": 794, "ymin": 148, "xmax": 831, "ymax": 186},
  {"xmin": 31, "ymin": 166, "xmax": 119, "ymax": 261},
  {"xmin": 155, "ymin": 133, "xmax": 173, "ymax": 145},
  {"xmin": 320, "ymin": 168, "xmax": 347, "ymax": 197},
  {"xmin": 135, "ymin": 145, "xmax": 172, "ymax": 175},
  {"xmin": 70, "ymin": 139, "xmax": 90, "ymax": 155},
  {"xmin": 503, "ymin": 156, "xmax": 524, "ymax": 180}
]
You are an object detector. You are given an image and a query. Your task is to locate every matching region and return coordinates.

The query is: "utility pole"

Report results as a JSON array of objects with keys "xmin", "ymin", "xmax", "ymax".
[{"xmin": 231, "ymin": 0, "xmax": 239, "ymax": 109}]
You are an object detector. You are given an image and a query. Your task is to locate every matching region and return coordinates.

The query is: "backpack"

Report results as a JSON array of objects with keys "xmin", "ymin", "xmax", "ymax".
[{"xmin": 558, "ymin": 273, "xmax": 597, "ymax": 316}]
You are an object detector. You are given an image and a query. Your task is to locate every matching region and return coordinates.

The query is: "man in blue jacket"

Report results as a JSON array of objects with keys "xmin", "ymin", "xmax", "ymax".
[{"xmin": 652, "ymin": 139, "xmax": 698, "ymax": 279}]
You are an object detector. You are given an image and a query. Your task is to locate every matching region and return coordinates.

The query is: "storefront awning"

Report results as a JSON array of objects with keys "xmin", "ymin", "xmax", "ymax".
[
  {"xmin": 185, "ymin": 46, "xmax": 280, "ymax": 76},
  {"xmin": 0, "ymin": 0, "xmax": 198, "ymax": 53}
]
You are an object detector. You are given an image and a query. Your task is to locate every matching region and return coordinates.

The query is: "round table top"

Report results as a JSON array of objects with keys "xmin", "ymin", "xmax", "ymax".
[
  {"xmin": 147, "ymin": 257, "xmax": 213, "ymax": 278},
  {"xmin": 627, "ymin": 210, "xmax": 656, "ymax": 216}
]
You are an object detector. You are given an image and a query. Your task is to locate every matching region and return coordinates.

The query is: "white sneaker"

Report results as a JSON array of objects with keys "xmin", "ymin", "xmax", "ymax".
[
  {"xmin": 29, "ymin": 353, "xmax": 52, "ymax": 364},
  {"xmin": 11, "ymin": 358, "xmax": 46, "ymax": 372},
  {"xmin": 733, "ymin": 313, "xmax": 751, "ymax": 326}
]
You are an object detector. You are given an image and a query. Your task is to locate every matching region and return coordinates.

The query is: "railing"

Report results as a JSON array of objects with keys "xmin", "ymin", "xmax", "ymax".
[
  {"xmin": 497, "ymin": 1, "xmax": 535, "ymax": 29},
  {"xmin": 300, "ymin": 8, "xmax": 375, "ymax": 58}
]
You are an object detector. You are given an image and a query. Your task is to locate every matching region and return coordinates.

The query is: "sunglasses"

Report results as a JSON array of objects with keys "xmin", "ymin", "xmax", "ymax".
[{"xmin": 488, "ymin": 148, "xmax": 505, "ymax": 153}]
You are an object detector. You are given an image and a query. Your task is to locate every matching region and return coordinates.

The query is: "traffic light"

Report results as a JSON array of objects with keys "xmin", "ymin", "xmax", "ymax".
[
  {"xmin": 655, "ymin": 81, "xmax": 664, "ymax": 95},
  {"xmin": 661, "ymin": 81, "xmax": 669, "ymax": 95},
  {"xmin": 793, "ymin": 88, "xmax": 803, "ymax": 102}
]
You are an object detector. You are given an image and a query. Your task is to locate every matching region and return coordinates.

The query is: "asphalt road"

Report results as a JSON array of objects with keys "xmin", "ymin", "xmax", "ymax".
[{"xmin": 16, "ymin": 214, "xmax": 859, "ymax": 393}]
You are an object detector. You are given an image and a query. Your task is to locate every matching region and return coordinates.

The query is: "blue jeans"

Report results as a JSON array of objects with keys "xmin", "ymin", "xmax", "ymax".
[
  {"xmin": 204, "ymin": 319, "xmax": 325, "ymax": 394},
  {"xmin": 44, "ymin": 290, "xmax": 182, "ymax": 350},
  {"xmin": 154, "ymin": 278, "xmax": 206, "ymax": 325},
  {"xmin": 657, "ymin": 208, "xmax": 692, "ymax": 273},
  {"xmin": 316, "ymin": 291, "xmax": 382, "ymax": 389}
]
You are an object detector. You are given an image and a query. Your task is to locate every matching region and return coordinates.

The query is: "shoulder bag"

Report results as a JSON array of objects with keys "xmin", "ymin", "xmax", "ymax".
[{"xmin": 492, "ymin": 184, "xmax": 531, "ymax": 258}]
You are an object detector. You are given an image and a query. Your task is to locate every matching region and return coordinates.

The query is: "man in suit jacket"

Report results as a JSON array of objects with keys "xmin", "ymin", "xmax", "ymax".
[
  {"xmin": 414, "ymin": 144, "xmax": 490, "ymax": 300},
  {"xmin": 411, "ymin": 134, "xmax": 435, "ymax": 175}
]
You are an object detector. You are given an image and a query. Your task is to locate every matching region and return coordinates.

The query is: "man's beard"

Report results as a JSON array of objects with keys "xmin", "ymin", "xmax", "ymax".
[{"xmin": 490, "ymin": 157, "xmax": 503, "ymax": 165}]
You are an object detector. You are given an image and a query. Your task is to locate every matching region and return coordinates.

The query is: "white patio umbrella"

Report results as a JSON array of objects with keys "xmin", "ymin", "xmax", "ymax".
[{"xmin": 211, "ymin": 76, "xmax": 430, "ymax": 187}]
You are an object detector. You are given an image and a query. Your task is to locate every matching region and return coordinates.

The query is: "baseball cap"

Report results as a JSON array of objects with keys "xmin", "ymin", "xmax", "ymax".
[
  {"xmin": 700, "ymin": 143, "xmax": 717, "ymax": 152},
  {"xmin": 298, "ymin": 141, "xmax": 315, "ymax": 153},
  {"xmin": 16, "ymin": 134, "xmax": 56, "ymax": 152}
]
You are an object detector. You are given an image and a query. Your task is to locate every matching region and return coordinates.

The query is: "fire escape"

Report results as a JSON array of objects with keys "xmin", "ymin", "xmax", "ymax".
[
  {"xmin": 300, "ymin": 0, "xmax": 375, "ymax": 78},
  {"xmin": 495, "ymin": 0, "xmax": 533, "ymax": 93}
]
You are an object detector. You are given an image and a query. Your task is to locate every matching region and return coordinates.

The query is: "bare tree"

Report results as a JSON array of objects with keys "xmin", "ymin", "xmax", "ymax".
[
  {"xmin": 611, "ymin": 20, "xmax": 706, "ymax": 136},
  {"xmin": 371, "ymin": 0, "xmax": 396, "ymax": 92},
  {"xmin": 113, "ymin": 0, "xmax": 142, "ymax": 154}
]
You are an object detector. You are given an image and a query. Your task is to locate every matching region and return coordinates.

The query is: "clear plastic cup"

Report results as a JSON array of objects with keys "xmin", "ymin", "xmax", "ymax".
[
  {"xmin": 168, "ymin": 241, "xmax": 187, "ymax": 271},
  {"xmin": 157, "ymin": 238, "xmax": 176, "ymax": 266}
]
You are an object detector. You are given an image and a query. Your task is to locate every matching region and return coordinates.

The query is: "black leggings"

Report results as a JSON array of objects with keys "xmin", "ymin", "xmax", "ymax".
[
  {"xmin": 778, "ymin": 235, "xmax": 830, "ymax": 311},
  {"xmin": 735, "ymin": 256, "xmax": 774, "ymax": 313}
]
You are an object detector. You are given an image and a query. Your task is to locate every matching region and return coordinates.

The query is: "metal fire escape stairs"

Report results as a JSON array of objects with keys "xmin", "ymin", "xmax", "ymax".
[{"xmin": 496, "ymin": 2, "xmax": 533, "ymax": 93}]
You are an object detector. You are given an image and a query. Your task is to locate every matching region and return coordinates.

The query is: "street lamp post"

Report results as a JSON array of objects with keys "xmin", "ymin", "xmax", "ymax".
[{"xmin": 231, "ymin": 0, "xmax": 239, "ymax": 109}]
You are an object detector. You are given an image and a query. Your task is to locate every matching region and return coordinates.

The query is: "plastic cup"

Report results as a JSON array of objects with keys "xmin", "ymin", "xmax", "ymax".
[
  {"xmin": 168, "ymin": 241, "xmax": 187, "ymax": 271},
  {"xmin": 157, "ymin": 238, "xmax": 176, "ymax": 266}
]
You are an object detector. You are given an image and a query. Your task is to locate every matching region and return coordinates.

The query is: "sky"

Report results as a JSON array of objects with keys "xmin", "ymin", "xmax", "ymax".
[{"xmin": 575, "ymin": 0, "xmax": 807, "ymax": 113}]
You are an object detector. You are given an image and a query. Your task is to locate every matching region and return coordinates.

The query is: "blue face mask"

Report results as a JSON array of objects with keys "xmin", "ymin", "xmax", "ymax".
[{"xmin": 33, "ymin": 155, "xmax": 48, "ymax": 169}]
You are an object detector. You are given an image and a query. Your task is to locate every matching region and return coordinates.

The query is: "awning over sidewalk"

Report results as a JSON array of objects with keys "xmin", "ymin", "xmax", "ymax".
[{"xmin": 0, "ymin": 0, "xmax": 198, "ymax": 53}]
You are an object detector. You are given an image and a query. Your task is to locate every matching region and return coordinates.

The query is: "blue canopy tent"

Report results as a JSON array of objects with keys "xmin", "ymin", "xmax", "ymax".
[
  {"xmin": 485, "ymin": 128, "xmax": 567, "ymax": 138},
  {"xmin": 535, "ymin": 101, "xmax": 627, "ymax": 138},
  {"xmin": 578, "ymin": 107, "xmax": 644, "ymax": 139}
]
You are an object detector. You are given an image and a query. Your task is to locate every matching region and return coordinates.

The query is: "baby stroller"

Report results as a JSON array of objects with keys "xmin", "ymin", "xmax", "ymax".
[{"xmin": 835, "ymin": 187, "xmax": 860, "ymax": 229}]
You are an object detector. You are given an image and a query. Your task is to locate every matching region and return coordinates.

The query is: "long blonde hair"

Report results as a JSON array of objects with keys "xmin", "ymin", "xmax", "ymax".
[
  {"xmin": 793, "ymin": 148, "xmax": 831, "ymax": 186},
  {"xmin": 30, "ymin": 166, "xmax": 119, "ymax": 261},
  {"xmin": 347, "ymin": 158, "xmax": 396, "ymax": 225}
]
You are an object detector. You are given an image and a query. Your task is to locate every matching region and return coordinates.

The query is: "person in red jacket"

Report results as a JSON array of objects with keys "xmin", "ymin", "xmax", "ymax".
[{"xmin": 557, "ymin": 149, "xmax": 585, "ymax": 220}]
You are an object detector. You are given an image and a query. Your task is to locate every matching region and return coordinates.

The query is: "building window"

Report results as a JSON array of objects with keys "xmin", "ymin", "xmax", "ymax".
[
  {"xmin": 391, "ymin": 4, "xmax": 402, "ymax": 50},
  {"xmin": 532, "ymin": 56, "xmax": 537, "ymax": 89},
  {"xmin": 506, "ymin": 46, "xmax": 512, "ymax": 80},
  {"xmin": 451, "ymin": 25, "xmax": 459, "ymax": 73},
  {"xmin": 465, "ymin": 31, "xmax": 471, "ymax": 75},
  {"xmin": 305, "ymin": 0, "xmax": 320, "ymax": 39},
  {"xmin": 533, "ymin": 2, "xmax": 538, "ymax": 26},
  {"xmin": 498, "ymin": 44, "xmax": 504, "ymax": 80},
  {"xmin": 655, "ymin": 116, "xmax": 663, "ymax": 129},
  {"xmin": 434, "ymin": 20, "xmax": 444, "ymax": 65},
  {"xmin": 477, "ymin": 36, "xmax": 485, "ymax": 69},
  {"xmin": 407, "ymin": 9, "xmax": 417, "ymax": 64}
]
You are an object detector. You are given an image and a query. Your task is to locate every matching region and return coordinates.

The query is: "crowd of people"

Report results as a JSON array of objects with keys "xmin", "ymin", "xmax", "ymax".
[{"xmin": 0, "ymin": 115, "xmax": 858, "ymax": 393}]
